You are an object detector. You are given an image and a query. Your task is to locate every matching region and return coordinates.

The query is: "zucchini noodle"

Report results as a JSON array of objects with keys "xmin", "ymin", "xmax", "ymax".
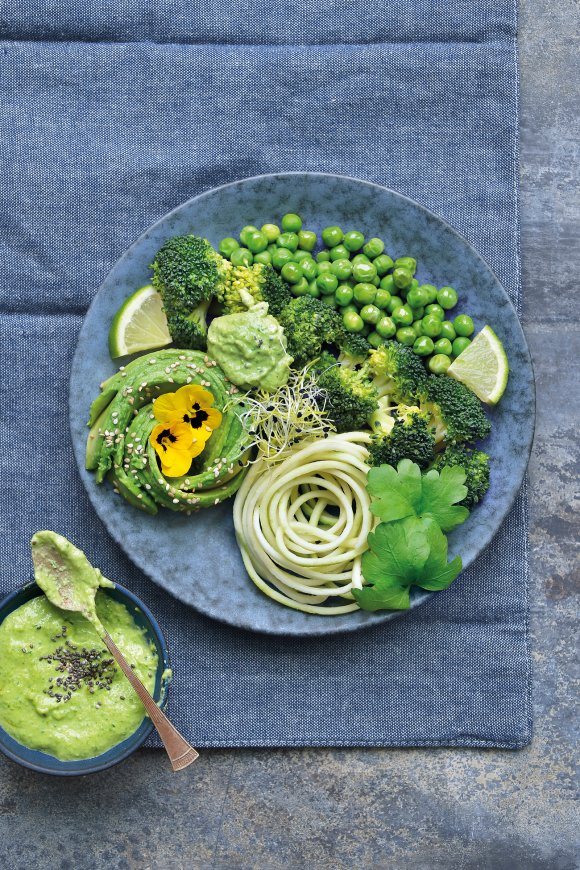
[{"xmin": 233, "ymin": 432, "xmax": 373, "ymax": 615}]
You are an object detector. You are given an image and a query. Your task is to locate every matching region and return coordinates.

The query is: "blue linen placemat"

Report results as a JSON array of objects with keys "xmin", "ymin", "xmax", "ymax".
[{"xmin": 0, "ymin": 2, "xmax": 531, "ymax": 748}]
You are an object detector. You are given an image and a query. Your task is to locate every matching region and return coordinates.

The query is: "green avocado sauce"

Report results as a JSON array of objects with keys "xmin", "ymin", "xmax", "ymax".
[{"xmin": 0, "ymin": 593, "xmax": 158, "ymax": 761}]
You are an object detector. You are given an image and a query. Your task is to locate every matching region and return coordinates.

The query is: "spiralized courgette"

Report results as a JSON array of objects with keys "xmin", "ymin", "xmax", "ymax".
[{"xmin": 233, "ymin": 432, "xmax": 373, "ymax": 615}]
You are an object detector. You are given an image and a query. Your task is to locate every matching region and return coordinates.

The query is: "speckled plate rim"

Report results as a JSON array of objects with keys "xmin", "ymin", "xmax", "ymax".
[
  {"xmin": 0, "ymin": 581, "xmax": 171, "ymax": 776},
  {"xmin": 69, "ymin": 172, "xmax": 535, "ymax": 637}
]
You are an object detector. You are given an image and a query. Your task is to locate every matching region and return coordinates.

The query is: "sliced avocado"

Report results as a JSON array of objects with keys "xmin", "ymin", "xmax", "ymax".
[{"xmin": 107, "ymin": 469, "xmax": 157, "ymax": 515}]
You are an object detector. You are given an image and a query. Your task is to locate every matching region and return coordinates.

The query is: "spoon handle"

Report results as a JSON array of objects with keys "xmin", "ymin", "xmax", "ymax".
[{"xmin": 102, "ymin": 631, "xmax": 199, "ymax": 771}]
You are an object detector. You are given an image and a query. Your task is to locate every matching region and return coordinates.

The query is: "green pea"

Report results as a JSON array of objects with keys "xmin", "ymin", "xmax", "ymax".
[
  {"xmin": 380, "ymin": 275, "xmax": 395, "ymax": 293},
  {"xmin": 425, "ymin": 303, "xmax": 445, "ymax": 321},
  {"xmin": 351, "ymin": 253, "xmax": 371, "ymax": 265},
  {"xmin": 335, "ymin": 284, "xmax": 354, "ymax": 307},
  {"xmin": 452, "ymin": 336, "xmax": 472, "ymax": 356},
  {"xmin": 316, "ymin": 250, "xmax": 331, "ymax": 263},
  {"xmin": 239, "ymin": 225, "xmax": 258, "ymax": 246},
  {"xmin": 411, "ymin": 306, "xmax": 425, "ymax": 320},
  {"xmin": 317, "ymin": 260, "xmax": 332, "ymax": 274},
  {"xmin": 374, "ymin": 288, "xmax": 392, "ymax": 309},
  {"xmin": 411, "ymin": 320, "xmax": 423, "ymax": 337},
  {"xmin": 360, "ymin": 304, "xmax": 381, "ymax": 325},
  {"xmin": 305, "ymin": 279, "xmax": 319, "ymax": 298},
  {"xmin": 363, "ymin": 238, "xmax": 384, "ymax": 259},
  {"xmin": 320, "ymin": 292, "xmax": 336, "ymax": 306},
  {"xmin": 373, "ymin": 253, "xmax": 394, "ymax": 276},
  {"xmin": 277, "ymin": 232, "xmax": 299, "ymax": 252},
  {"xmin": 343, "ymin": 230, "xmax": 365, "ymax": 252},
  {"xmin": 267, "ymin": 243, "xmax": 278, "ymax": 255},
  {"xmin": 316, "ymin": 273, "xmax": 339, "ymax": 295},
  {"xmin": 329, "ymin": 244, "xmax": 350, "ymax": 262},
  {"xmin": 439, "ymin": 320, "xmax": 457, "ymax": 341},
  {"xmin": 429, "ymin": 354, "xmax": 452, "ymax": 374},
  {"xmin": 300, "ymin": 258, "xmax": 318, "ymax": 281},
  {"xmin": 413, "ymin": 336, "xmax": 434, "ymax": 357},
  {"xmin": 271, "ymin": 247, "xmax": 293, "ymax": 270},
  {"xmin": 321, "ymin": 226, "xmax": 344, "ymax": 247},
  {"xmin": 392, "ymin": 267, "xmax": 413, "ymax": 290},
  {"xmin": 408, "ymin": 278, "xmax": 419, "ymax": 293},
  {"xmin": 419, "ymin": 283, "xmax": 438, "ymax": 304},
  {"xmin": 371, "ymin": 275, "xmax": 381, "ymax": 287},
  {"xmin": 376, "ymin": 316, "xmax": 396, "ymax": 339},
  {"xmin": 219, "ymin": 237, "xmax": 240, "ymax": 258},
  {"xmin": 281, "ymin": 213, "xmax": 302, "ymax": 233},
  {"xmin": 352, "ymin": 261, "xmax": 377, "ymax": 283},
  {"xmin": 297, "ymin": 230, "xmax": 317, "ymax": 251},
  {"xmin": 254, "ymin": 250, "xmax": 272, "ymax": 266},
  {"xmin": 230, "ymin": 247, "xmax": 253, "ymax": 267},
  {"xmin": 454, "ymin": 314, "xmax": 474, "ymax": 337},
  {"xmin": 396, "ymin": 327, "xmax": 416, "ymax": 347},
  {"xmin": 421, "ymin": 315, "xmax": 442, "ymax": 338},
  {"xmin": 342, "ymin": 304, "xmax": 359, "ymax": 317},
  {"xmin": 245, "ymin": 230, "xmax": 268, "ymax": 254},
  {"xmin": 395, "ymin": 256, "xmax": 417, "ymax": 274},
  {"xmin": 353, "ymin": 283, "xmax": 376, "ymax": 306},
  {"xmin": 292, "ymin": 249, "xmax": 311, "ymax": 263},
  {"xmin": 387, "ymin": 295, "xmax": 403, "ymax": 314},
  {"xmin": 407, "ymin": 286, "xmax": 428, "ymax": 309},
  {"xmin": 392, "ymin": 305, "xmax": 414, "ymax": 326},
  {"xmin": 437, "ymin": 286, "xmax": 458, "ymax": 310},
  {"xmin": 281, "ymin": 262, "xmax": 303, "ymax": 284},
  {"xmin": 330, "ymin": 258, "xmax": 352, "ymax": 280},
  {"xmin": 343, "ymin": 310, "xmax": 365, "ymax": 333},
  {"xmin": 261, "ymin": 223, "xmax": 280, "ymax": 243},
  {"xmin": 366, "ymin": 331, "xmax": 383, "ymax": 349},
  {"xmin": 433, "ymin": 338, "xmax": 453, "ymax": 356},
  {"xmin": 291, "ymin": 277, "xmax": 310, "ymax": 297}
]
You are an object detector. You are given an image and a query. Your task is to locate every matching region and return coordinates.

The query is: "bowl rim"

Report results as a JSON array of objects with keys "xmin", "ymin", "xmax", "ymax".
[{"xmin": 0, "ymin": 580, "xmax": 170, "ymax": 776}]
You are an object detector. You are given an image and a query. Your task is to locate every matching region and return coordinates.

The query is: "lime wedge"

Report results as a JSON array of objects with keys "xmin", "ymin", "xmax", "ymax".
[
  {"xmin": 447, "ymin": 326, "xmax": 509, "ymax": 405},
  {"xmin": 108, "ymin": 285, "xmax": 172, "ymax": 359}
]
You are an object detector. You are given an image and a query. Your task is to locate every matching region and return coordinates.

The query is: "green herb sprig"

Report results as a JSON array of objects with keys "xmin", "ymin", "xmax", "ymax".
[{"xmin": 354, "ymin": 459, "xmax": 469, "ymax": 611}]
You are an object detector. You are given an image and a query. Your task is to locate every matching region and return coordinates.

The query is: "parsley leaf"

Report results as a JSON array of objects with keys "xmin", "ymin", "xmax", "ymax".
[
  {"xmin": 368, "ymin": 459, "xmax": 469, "ymax": 532},
  {"xmin": 355, "ymin": 516, "xmax": 463, "ymax": 611},
  {"xmin": 419, "ymin": 466, "xmax": 469, "ymax": 532}
]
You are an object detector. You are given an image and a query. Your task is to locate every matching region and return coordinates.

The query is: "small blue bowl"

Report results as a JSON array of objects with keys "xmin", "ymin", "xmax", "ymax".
[{"xmin": 0, "ymin": 582, "xmax": 171, "ymax": 776}]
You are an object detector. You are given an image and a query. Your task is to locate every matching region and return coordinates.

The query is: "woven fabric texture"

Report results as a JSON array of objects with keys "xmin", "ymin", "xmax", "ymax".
[{"xmin": 0, "ymin": 2, "xmax": 530, "ymax": 747}]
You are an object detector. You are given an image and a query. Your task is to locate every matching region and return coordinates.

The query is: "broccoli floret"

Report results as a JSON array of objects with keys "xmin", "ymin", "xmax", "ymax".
[
  {"xmin": 368, "ymin": 409, "xmax": 436, "ymax": 469},
  {"xmin": 312, "ymin": 351, "xmax": 378, "ymax": 433},
  {"xmin": 419, "ymin": 375, "xmax": 491, "ymax": 445},
  {"xmin": 164, "ymin": 305, "xmax": 212, "ymax": 350},
  {"xmin": 434, "ymin": 445, "xmax": 490, "ymax": 508},
  {"xmin": 218, "ymin": 263, "xmax": 292, "ymax": 317},
  {"xmin": 368, "ymin": 341, "xmax": 429, "ymax": 403},
  {"xmin": 278, "ymin": 298, "xmax": 343, "ymax": 366},
  {"xmin": 336, "ymin": 330, "xmax": 371, "ymax": 361},
  {"xmin": 151, "ymin": 234, "xmax": 228, "ymax": 349}
]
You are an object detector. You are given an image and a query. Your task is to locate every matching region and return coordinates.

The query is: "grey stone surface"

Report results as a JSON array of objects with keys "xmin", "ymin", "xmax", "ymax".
[{"xmin": 1, "ymin": 1, "xmax": 578, "ymax": 867}]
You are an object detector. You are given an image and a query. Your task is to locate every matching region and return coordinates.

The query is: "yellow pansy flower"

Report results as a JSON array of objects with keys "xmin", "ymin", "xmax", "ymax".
[
  {"xmin": 150, "ymin": 421, "xmax": 206, "ymax": 478},
  {"xmin": 153, "ymin": 385, "xmax": 222, "ymax": 438}
]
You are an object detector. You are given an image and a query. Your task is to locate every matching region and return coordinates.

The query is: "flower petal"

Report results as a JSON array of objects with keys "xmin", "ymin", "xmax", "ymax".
[
  {"xmin": 203, "ymin": 406, "xmax": 223, "ymax": 431},
  {"xmin": 153, "ymin": 392, "xmax": 189, "ymax": 423},
  {"xmin": 160, "ymin": 447, "xmax": 194, "ymax": 478},
  {"xmin": 178, "ymin": 384, "xmax": 216, "ymax": 409}
]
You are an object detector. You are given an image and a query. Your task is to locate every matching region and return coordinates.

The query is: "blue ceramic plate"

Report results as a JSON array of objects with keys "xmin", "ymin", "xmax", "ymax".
[
  {"xmin": 69, "ymin": 173, "xmax": 535, "ymax": 636},
  {"xmin": 0, "ymin": 582, "xmax": 170, "ymax": 775}
]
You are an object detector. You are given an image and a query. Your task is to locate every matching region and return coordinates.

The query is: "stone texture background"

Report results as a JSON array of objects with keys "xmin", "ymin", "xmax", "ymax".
[{"xmin": 0, "ymin": 1, "xmax": 578, "ymax": 867}]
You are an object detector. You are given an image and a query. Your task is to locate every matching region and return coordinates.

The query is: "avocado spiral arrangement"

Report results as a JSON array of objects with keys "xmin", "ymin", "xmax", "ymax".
[{"xmin": 86, "ymin": 349, "xmax": 250, "ymax": 514}]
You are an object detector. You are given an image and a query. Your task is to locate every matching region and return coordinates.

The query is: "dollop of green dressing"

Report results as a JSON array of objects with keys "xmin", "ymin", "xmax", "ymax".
[
  {"xmin": 31, "ymin": 531, "xmax": 113, "ymax": 635},
  {"xmin": 207, "ymin": 300, "xmax": 293, "ymax": 392},
  {"xmin": 0, "ymin": 593, "xmax": 158, "ymax": 761}
]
